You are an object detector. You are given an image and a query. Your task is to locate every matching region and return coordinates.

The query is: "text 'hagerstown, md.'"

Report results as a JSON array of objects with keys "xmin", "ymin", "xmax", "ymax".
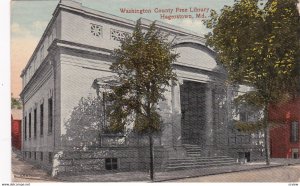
[{"xmin": 119, "ymin": 7, "xmax": 210, "ymax": 20}]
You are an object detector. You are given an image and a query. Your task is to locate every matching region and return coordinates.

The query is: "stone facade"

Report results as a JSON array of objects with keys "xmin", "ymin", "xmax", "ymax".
[{"xmin": 20, "ymin": 0, "xmax": 263, "ymax": 175}]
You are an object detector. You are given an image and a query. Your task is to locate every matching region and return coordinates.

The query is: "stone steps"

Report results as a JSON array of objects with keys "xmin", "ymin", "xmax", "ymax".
[
  {"xmin": 168, "ymin": 157, "xmax": 235, "ymax": 163},
  {"xmin": 165, "ymin": 144, "xmax": 237, "ymax": 171},
  {"xmin": 168, "ymin": 158, "xmax": 236, "ymax": 166},
  {"xmin": 166, "ymin": 161, "xmax": 236, "ymax": 171}
]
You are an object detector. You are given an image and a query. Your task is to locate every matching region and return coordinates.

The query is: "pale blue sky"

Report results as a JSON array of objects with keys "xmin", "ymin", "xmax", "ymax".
[
  {"xmin": 11, "ymin": 0, "xmax": 235, "ymax": 96},
  {"xmin": 11, "ymin": 0, "xmax": 235, "ymax": 38}
]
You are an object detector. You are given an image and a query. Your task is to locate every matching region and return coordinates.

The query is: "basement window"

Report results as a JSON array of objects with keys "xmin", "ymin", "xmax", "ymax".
[{"xmin": 105, "ymin": 158, "xmax": 118, "ymax": 170}]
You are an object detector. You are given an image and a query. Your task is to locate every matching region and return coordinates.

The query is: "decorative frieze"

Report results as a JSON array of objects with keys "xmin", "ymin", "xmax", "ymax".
[
  {"xmin": 110, "ymin": 28, "xmax": 130, "ymax": 41},
  {"xmin": 90, "ymin": 23, "xmax": 103, "ymax": 37}
]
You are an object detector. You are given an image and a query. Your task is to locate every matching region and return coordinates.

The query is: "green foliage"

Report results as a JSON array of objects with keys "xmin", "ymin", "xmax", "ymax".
[
  {"xmin": 234, "ymin": 120, "xmax": 285, "ymax": 133},
  {"xmin": 204, "ymin": 0, "xmax": 300, "ymax": 164},
  {"xmin": 11, "ymin": 97, "xmax": 22, "ymax": 109},
  {"xmin": 204, "ymin": 0, "xmax": 300, "ymax": 106},
  {"xmin": 234, "ymin": 120, "xmax": 265, "ymax": 133},
  {"xmin": 107, "ymin": 20, "xmax": 178, "ymax": 134},
  {"xmin": 62, "ymin": 97, "xmax": 103, "ymax": 149}
]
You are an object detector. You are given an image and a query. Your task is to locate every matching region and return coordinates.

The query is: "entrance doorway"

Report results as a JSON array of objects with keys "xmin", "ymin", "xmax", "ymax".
[
  {"xmin": 292, "ymin": 148, "xmax": 299, "ymax": 159},
  {"xmin": 180, "ymin": 81, "xmax": 206, "ymax": 145}
]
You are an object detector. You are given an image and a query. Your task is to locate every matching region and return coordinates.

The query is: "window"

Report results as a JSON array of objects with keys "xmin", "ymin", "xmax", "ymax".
[
  {"xmin": 291, "ymin": 121, "xmax": 299, "ymax": 142},
  {"xmin": 29, "ymin": 113, "xmax": 31, "ymax": 138},
  {"xmin": 48, "ymin": 152, "xmax": 53, "ymax": 164},
  {"xmin": 40, "ymin": 152, "xmax": 43, "ymax": 161},
  {"xmin": 29, "ymin": 152, "xmax": 31, "ymax": 159},
  {"xmin": 105, "ymin": 158, "xmax": 118, "ymax": 170},
  {"xmin": 34, "ymin": 108, "xmax": 37, "ymax": 138},
  {"xmin": 34, "ymin": 152, "xmax": 36, "ymax": 160},
  {"xmin": 40, "ymin": 103, "xmax": 44, "ymax": 136},
  {"xmin": 48, "ymin": 98, "xmax": 53, "ymax": 134},
  {"xmin": 24, "ymin": 116, "xmax": 27, "ymax": 140}
]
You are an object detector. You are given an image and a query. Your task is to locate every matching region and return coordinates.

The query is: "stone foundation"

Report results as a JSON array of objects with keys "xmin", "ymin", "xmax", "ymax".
[{"xmin": 52, "ymin": 146, "xmax": 168, "ymax": 176}]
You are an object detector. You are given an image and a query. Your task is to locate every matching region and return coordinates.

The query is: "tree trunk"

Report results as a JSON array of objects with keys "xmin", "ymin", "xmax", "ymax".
[
  {"xmin": 149, "ymin": 134, "xmax": 154, "ymax": 181},
  {"xmin": 263, "ymin": 106, "xmax": 270, "ymax": 165}
]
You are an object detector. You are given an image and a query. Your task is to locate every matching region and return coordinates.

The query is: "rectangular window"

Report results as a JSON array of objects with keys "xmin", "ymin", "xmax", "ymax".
[
  {"xmin": 48, "ymin": 152, "xmax": 53, "ymax": 164},
  {"xmin": 24, "ymin": 116, "xmax": 27, "ymax": 140},
  {"xmin": 40, "ymin": 152, "xmax": 43, "ymax": 161},
  {"xmin": 40, "ymin": 104, "xmax": 44, "ymax": 136},
  {"xmin": 29, "ymin": 113, "xmax": 31, "ymax": 138},
  {"xmin": 48, "ymin": 98, "xmax": 53, "ymax": 134},
  {"xmin": 34, "ymin": 108, "xmax": 37, "ymax": 138},
  {"xmin": 291, "ymin": 121, "xmax": 299, "ymax": 142},
  {"xmin": 105, "ymin": 158, "xmax": 118, "ymax": 170},
  {"xmin": 29, "ymin": 152, "xmax": 31, "ymax": 159},
  {"xmin": 34, "ymin": 152, "xmax": 36, "ymax": 160}
]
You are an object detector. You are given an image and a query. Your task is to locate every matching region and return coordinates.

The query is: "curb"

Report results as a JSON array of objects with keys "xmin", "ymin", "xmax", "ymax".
[
  {"xmin": 13, "ymin": 174, "xmax": 58, "ymax": 182},
  {"xmin": 154, "ymin": 163, "xmax": 299, "ymax": 182}
]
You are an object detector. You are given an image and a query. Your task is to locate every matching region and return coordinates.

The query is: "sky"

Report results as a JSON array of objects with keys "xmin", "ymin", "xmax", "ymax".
[
  {"xmin": 11, "ymin": 0, "xmax": 300, "ymax": 98},
  {"xmin": 11, "ymin": 0, "xmax": 237, "ymax": 98}
]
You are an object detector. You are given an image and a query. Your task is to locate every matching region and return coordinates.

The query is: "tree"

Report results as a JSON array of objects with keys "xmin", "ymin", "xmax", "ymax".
[
  {"xmin": 107, "ymin": 20, "xmax": 178, "ymax": 181},
  {"xmin": 203, "ymin": 0, "xmax": 300, "ymax": 165},
  {"xmin": 62, "ymin": 97, "xmax": 103, "ymax": 150},
  {"xmin": 11, "ymin": 95, "xmax": 22, "ymax": 109}
]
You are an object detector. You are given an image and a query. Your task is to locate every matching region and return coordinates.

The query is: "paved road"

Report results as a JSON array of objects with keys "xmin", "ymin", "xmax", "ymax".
[{"xmin": 170, "ymin": 165, "xmax": 300, "ymax": 182}]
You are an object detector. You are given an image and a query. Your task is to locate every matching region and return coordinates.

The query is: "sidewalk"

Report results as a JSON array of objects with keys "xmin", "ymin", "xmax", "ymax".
[
  {"xmin": 11, "ymin": 151, "xmax": 58, "ymax": 182},
  {"xmin": 57, "ymin": 159, "xmax": 300, "ymax": 182},
  {"xmin": 12, "ymin": 151, "xmax": 300, "ymax": 182}
]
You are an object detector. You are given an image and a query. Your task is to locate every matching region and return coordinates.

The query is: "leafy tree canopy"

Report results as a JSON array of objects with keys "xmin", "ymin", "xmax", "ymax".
[
  {"xmin": 107, "ymin": 20, "xmax": 178, "ymax": 134},
  {"xmin": 203, "ymin": 0, "xmax": 300, "ymax": 165},
  {"xmin": 11, "ymin": 96, "xmax": 22, "ymax": 109},
  {"xmin": 204, "ymin": 0, "xmax": 300, "ymax": 106}
]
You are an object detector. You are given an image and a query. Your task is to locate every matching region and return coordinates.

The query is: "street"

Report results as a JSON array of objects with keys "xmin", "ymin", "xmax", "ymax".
[
  {"xmin": 11, "ymin": 150, "xmax": 300, "ymax": 182},
  {"xmin": 170, "ymin": 165, "xmax": 300, "ymax": 182}
]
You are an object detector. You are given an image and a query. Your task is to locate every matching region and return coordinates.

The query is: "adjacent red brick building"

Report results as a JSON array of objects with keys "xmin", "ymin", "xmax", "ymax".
[
  {"xmin": 11, "ymin": 109, "xmax": 22, "ymax": 150},
  {"xmin": 269, "ymin": 98, "xmax": 300, "ymax": 159}
]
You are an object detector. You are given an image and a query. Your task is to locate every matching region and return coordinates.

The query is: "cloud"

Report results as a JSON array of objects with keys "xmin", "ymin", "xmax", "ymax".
[
  {"xmin": 11, "ymin": 22, "xmax": 32, "ymax": 38},
  {"xmin": 180, "ymin": 19, "xmax": 209, "ymax": 35},
  {"xmin": 11, "ymin": 33, "xmax": 39, "ymax": 97},
  {"xmin": 164, "ymin": 18, "xmax": 209, "ymax": 35},
  {"xmin": 11, "ymin": 23, "xmax": 26, "ymax": 35},
  {"xmin": 32, "ymin": 21, "xmax": 48, "ymax": 31},
  {"xmin": 11, "ymin": 20, "xmax": 47, "ymax": 96}
]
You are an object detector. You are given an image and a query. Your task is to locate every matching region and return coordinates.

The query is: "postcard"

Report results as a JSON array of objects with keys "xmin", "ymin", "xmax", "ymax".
[{"xmin": 8, "ymin": 0, "xmax": 300, "ymax": 183}]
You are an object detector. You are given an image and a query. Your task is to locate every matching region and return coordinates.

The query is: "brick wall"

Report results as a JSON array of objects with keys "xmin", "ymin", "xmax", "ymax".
[{"xmin": 270, "ymin": 97, "xmax": 300, "ymax": 158}]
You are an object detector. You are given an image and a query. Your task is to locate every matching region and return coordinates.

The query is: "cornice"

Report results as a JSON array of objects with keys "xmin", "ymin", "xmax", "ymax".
[
  {"xmin": 20, "ymin": 9, "xmax": 60, "ymax": 77},
  {"xmin": 20, "ymin": 41, "xmax": 58, "ymax": 98},
  {"xmin": 56, "ymin": 0, "xmax": 205, "ymax": 39}
]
